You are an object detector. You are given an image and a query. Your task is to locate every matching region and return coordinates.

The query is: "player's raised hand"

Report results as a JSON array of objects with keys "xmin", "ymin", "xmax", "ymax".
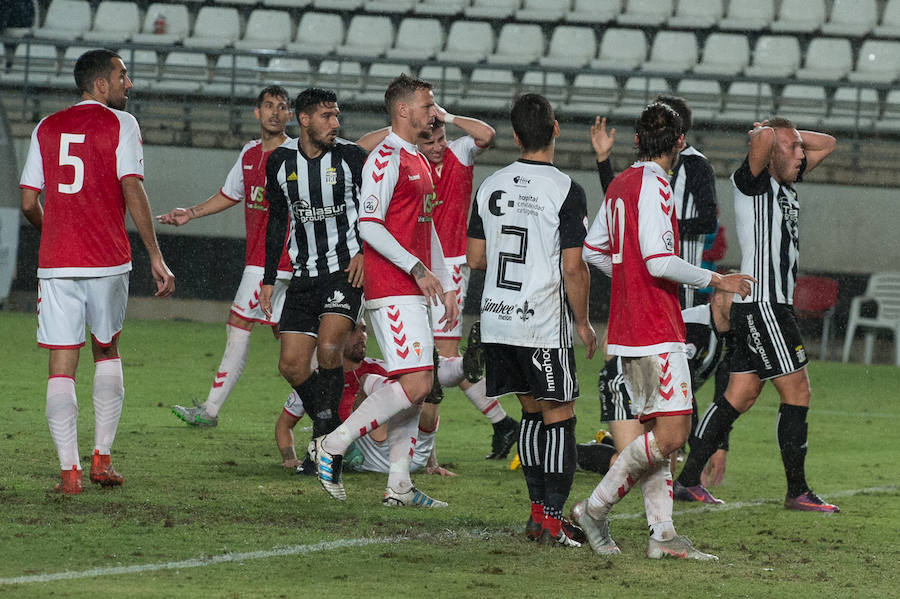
[
  {"xmin": 151, "ymin": 257, "xmax": 175, "ymax": 298},
  {"xmin": 591, "ymin": 116, "xmax": 615, "ymax": 162},
  {"xmin": 155, "ymin": 207, "xmax": 192, "ymax": 226},
  {"xmin": 576, "ymin": 320, "xmax": 598, "ymax": 359},
  {"xmin": 345, "ymin": 253, "xmax": 364, "ymax": 288},
  {"xmin": 712, "ymin": 272, "xmax": 756, "ymax": 299},
  {"xmin": 259, "ymin": 284, "xmax": 275, "ymax": 320}
]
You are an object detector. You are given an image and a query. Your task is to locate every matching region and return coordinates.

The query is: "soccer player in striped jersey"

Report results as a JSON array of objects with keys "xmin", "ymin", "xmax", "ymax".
[
  {"xmin": 158, "ymin": 86, "xmax": 294, "ymax": 428},
  {"xmin": 674, "ymin": 118, "xmax": 839, "ymax": 513},
  {"xmin": 419, "ymin": 109, "xmax": 520, "ymax": 459},
  {"xmin": 260, "ymin": 88, "xmax": 388, "ymax": 465},
  {"xmin": 576, "ymin": 103, "xmax": 752, "ymax": 560},
  {"xmin": 468, "ymin": 94, "xmax": 597, "ymax": 547},
  {"xmin": 308, "ymin": 75, "xmax": 458, "ymax": 507},
  {"xmin": 20, "ymin": 49, "xmax": 175, "ymax": 494}
]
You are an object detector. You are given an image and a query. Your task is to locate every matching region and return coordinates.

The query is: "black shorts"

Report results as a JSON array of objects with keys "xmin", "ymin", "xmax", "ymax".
[
  {"xmin": 484, "ymin": 343, "xmax": 579, "ymax": 403},
  {"xmin": 279, "ymin": 271, "xmax": 363, "ymax": 335},
  {"xmin": 597, "ymin": 357, "xmax": 634, "ymax": 422},
  {"xmin": 730, "ymin": 302, "xmax": 808, "ymax": 380}
]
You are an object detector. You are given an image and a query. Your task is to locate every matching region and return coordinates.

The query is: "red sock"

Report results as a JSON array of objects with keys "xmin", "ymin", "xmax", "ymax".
[
  {"xmin": 542, "ymin": 515, "xmax": 561, "ymax": 537},
  {"xmin": 530, "ymin": 502, "xmax": 544, "ymax": 525}
]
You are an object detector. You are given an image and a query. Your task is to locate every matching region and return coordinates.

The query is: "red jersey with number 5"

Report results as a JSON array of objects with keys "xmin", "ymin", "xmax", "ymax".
[
  {"xmin": 19, "ymin": 100, "xmax": 143, "ymax": 278},
  {"xmin": 584, "ymin": 161, "xmax": 685, "ymax": 356}
]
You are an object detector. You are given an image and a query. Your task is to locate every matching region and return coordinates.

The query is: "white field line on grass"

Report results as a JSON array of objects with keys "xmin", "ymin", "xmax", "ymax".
[{"xmin": 2, "ymin": 485, "xmax": 897, "ymax": 586}]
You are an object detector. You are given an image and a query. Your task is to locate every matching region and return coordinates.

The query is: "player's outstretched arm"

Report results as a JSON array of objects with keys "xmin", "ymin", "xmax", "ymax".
[
  {"xmin": 20, "ymin": 188, "xmax": 43, "ymax": 230},
  {"xmin": 435, "ymin": 104, "xmax": 495, "ymax": 148},
  {"xmin": 562, "ymin": 247, "xmax": 597, "ymax": 359},
  {"xmin": 155, "ymin": 192, "xmax": 237, "ymax": 226},
  {"xmin": 123, "ymin": 176, "xmax": 175, "ymax": 298},
  {"xmin": 799, "ymin": 130, "xmax": 836, "ymax": 173},
  {"xmin": 355, "ymin": 126, "xmax": 391, "ymax": 153}
]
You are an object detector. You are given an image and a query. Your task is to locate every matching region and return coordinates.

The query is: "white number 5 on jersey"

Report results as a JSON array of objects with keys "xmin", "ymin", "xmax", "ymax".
[{"xmin": 58, "ymin": 133, "xmax": 86, "ymax": 194}]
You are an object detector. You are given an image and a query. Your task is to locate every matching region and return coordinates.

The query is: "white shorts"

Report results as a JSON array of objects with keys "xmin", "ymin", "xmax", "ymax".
[
  {"xmin": 622, "ymin": 351, "xmax": 693, "ymax": 423},
  {"xmin": 37, "ymin": 274, "xmax": 129, "ymax": 349},
  {"xmin": 366, "ymin": 298, "xmax": 434, "ymax": 376},
  {"xmin": 230, "ymin": 266, "xmax": 291, "ymax": 326},
  {"xmin": 431, "ymin": 257, "xmax": 468, "ymax": 340},
  {"xmin": 282, "ymin": 390, "xmax": 305, "ymax": 419}
]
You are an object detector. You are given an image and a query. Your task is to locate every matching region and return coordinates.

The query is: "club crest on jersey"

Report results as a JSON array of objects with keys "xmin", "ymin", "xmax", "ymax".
[
  {"xmin": 662, "ymin": 230, "xmax": 675, "ymax": 252},
  {"xmin": 364, "ymin": 195, "xmax": 379, "ymax": 213},
  {"xmin": 325, "ymin": 167, "xmax": 337, "ymax": 185},
  {"xmin": 413, "ymin": 341, "xmax": 422, "ymax": 358},
  {"xmin": 517, "ymin": 301, "xmax": 535, "ymax": 322}
]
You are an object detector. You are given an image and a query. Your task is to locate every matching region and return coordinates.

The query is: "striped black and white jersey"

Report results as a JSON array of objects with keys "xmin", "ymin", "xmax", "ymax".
[
  {"xmin": 468, "ymin": 159, "xmax": 588, "ymax": 348},
  {"xmin": 671, "ymin": 146, "xmax": 718, "ymax": 307},
  {"xmin": 263, "ymin": 137, "xmax": 367, "ymax": 283},
  {"xmin": 731, "ymin": 156, "xmax": 806, "ymax": 305}
]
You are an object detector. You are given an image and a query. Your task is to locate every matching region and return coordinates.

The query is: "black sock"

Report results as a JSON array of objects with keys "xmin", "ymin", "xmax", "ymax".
[
  {"xmin": 519, "ymin": 411, "xmax": 545, "ymax": 505},
  {"xmin": 542, "ymin": 417, "xmax": 577, "ymax": 522},
  {"xmin": 317, "ymin": 366, "xmax": 345, "ymax": 433},
  {"xmin": 292, "ymin": 372, "xmax": 328, "ymax": 438},
  {"xmin": 777, "ymin": 404, "xmax": 810, "ymax": 498},
  {"xmin": 576, "ymin": 442, "xmax": 617, "ymax": 475},
  {"xmin": 679, "ymin": 394, "xmax": 740, "ymax": 487}
]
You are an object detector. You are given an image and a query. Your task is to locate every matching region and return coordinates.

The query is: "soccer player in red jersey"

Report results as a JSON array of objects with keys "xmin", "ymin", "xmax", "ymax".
[
  {"xmin": 310, "ymin": 74, "xmax": 458, "ymax": 507},
  {"xmin": 19, "ymin": 49, "xmax": 175, "ymax": 494},
  {"xmin": 574, "ymin": 103, "xmax": 752, "ymax": 559}
]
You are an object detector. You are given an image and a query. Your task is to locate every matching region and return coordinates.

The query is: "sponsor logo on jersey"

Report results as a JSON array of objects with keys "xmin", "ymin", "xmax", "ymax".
[
  {"xmin": 243, "ymin": 164, "xmax": 253, "ymax": 170},
  {"xmin": 488, "ymin": 190, "xmax": 510, "ymax": 216},
  {"xmin": 247, "ymin": 185, "xmax": 267, "ymax": 211},
  {"xmin": 291, "ymin": 199, "xmax": 346, "ymax": 223},
  {"xmin": 516, "ymin": 194, "xmax": 544, "ymax": 216},
  {"xmin": 482, "ymin": 297, "xmax": 515, "ymax": 321},
  {"xmin": 364, "ymin": 195, "xmax": 379, "ymax": 213},
  {"xmin": 745, "ymin": 314, "xmax": 772, "ymax": 370},
  {"xmin": 325, "ymin": 167, "xmax": 337, "ymax": 185},
  {"xmin": 324, "ymin": 290, "xmax": 350, "ymax": 310},
  {"xmin": 513, "ymin": 175, "xmax": 531, "ymax": 186},
  {"xmin": 531, "ymin": 348, "xmax": 556, "ymax": 392},
  {"xmin": 417, "ymin": 191, "xmax": 436, "ymax": 223},
  {"xmin": 287, "ymin": 171, "xmax": 298, "ymax": 181},
  {"xmin": 408, "ymin": 174, "xmax": 421, "ymax": 181}
]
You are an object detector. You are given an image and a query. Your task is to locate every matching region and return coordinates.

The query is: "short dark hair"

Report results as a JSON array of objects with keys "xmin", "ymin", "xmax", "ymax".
[
  {"xmin": 384, "ymin": 74, "xmax": 432, "ymax": 114},
  {"xmin": 510, "ymin": 93, "xmax": 555, "ymax": 152},
  {"xmin": 766, "ymin": 116, "xmax": 796, "ymax": 131},
  {"xmin": 635, "ymin": 102, "xmax": 683, "ymax": 161},
  {"xmin": 655, "ymin": 94, "xmax": 691, "ymax": 135},
  {"xmin": 294, "ymin": 87, "xmax": 338, "ymax": 116},
  {"xmin": 74, "ymin": 49, "xmax": 120, "ymax": 95},
  {"xmin": 257, "ymin": 85, "xmax": 289, "ymax": 108}
]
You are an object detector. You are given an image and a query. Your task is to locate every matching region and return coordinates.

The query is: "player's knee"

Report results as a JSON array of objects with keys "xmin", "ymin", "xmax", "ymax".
[
  {"xmin": 278, "ymin": 359, "xmax": 305, "ymax": 385},
  {"xmin": 315, "ymin": 341, "xmax": 343, "ymax": 368},
  {"xmin": 399, "ymin": 373, "xmax": 434, "ymax": 404}
]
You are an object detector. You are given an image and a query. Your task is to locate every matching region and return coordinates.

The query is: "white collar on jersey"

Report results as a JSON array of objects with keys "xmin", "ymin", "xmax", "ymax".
[
  {"xmin": 630, "ymin": 160, "xmax": 670, "ymax": 180},
  {"xmin": 386, "ymin": 131, "xmax": 421, "ymax": 155}
]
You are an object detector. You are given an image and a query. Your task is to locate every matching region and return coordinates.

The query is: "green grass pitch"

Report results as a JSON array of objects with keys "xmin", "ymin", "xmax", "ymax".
[{"xmin": 0, "ymin": 311, "xmax": 897, "ymax": 598}]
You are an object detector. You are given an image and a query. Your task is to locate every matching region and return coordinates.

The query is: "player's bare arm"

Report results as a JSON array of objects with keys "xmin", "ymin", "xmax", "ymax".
[
  {"xmin": 259, "ymin": 284, "xmax": 274, "ymax": 320},
  {"xmin": 156, "ymin": 192, "xmax": 236, "ymax": 226},
  {"xmin": 20, "ymin": 188, "xmax": 43, "ymax": 230},
  {"xmin": 710, "ymin": 271, "xmax": 756, "ymax": 299},
  {"xmin": 591, "ymin": 116, "xmax": 616, "ymax": 162},
  {"xmin": 561, "ymin": 246, "xmax": 597, "ymax": 359},
  {"xmin": 355, "ymin": 127, "xmax": 391, "ymax": 153},
  {"xmin": 798, "ymin": 130, "xmax": 836, "ymax": 172},
  {"xmin": 344, "ymin": 252, "xmax": 364, "ymax": 287},
  {"xmin": 465, "ymin": 237, "xmax": 487, "ymax": 271},
  {"xmin": 434, "ymin": 103, "xmax": 495, "ymax": 148},
  {"xmin": 122, "ymin": 176, "xmax": 175, "ymax": 298},
  {"xmin": 747, "ymin": 125, "xmax": 776, "ymax": 177}
]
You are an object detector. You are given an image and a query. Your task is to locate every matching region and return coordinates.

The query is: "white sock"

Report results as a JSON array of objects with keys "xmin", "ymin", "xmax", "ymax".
[
  {"xmin": 640, "ymin": 460, "xmax": 676, "ymax": 541},
  {"xmin": 387, "ymin": 403, "xmax": 422, "ymax": 493},
  {"xmin": 463, "ymin": 379, "xmax": 506, "ymax": 424},
  {"xmin": 323, "ymin": 380, "xmax": 412, "ymax": 455},
  {"xmin": 587, "ymin": 431, "xmax": 666, "ymax": 519},
  {"xmin": 437, "ymin": 355, "xmax": 466, "ymax": 387},
  {"xmin": 203, "ymin": 324, "xmax": 251, "ymax": 417},
  {"xmin": 46, "ymin": 376, "xmax": 80, "ymax": 471},
  {"xmin": 93, "ymin": 358, "xmax": 124, "ymax": 455}
]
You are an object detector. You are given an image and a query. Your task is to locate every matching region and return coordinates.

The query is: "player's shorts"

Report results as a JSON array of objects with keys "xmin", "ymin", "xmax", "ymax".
[
  {"xmin": 37, "ymin": 274, "xmax": 129, "ymax": 349},
  {"xmin": 280, "ymin": 271, "xmax": 363, "ymax": 336},
  {"xmin": 432, "ymin": 257, "xmax": 468, "ymax": 340},
  {"xmin": 230, "ymin": 265, "xmax": 291, "ymax": 326},
  {"xmin": 598, "ymin": 356, "xmax": 635, "ymax": 422},
  {"xmin": 730, "ymin": 302, "xmax": 808, "ymax": 380},
  {"xmin": 366, "ymin": 299, "xmax": 434, "ymax": 376},
  {"xmin": 484, "ymin": 343, "xmax": 579, "ymax": 403},
  {"xmin": 622, "ymin": 351, "xmax": 693, "ymax": 423},
  {"xmin": 282, "ymin": 390, "xmax": 305, "ymax": 419}
]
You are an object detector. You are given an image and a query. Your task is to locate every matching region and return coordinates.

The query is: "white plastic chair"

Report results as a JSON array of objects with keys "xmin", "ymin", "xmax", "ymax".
[
  {"xmin": 674, "ymin": 78, "xmax": 722, "ymax": 121},
  {"xmin": 590, "ymin": 28, "xmax": 647, "ymax": 71},
  {"xmin": 133, "ymin": 3, "xmax": 191, "ymax": 46},
  {"xmin": 563, "ymin": 73, "xmax": 618, "ymax": 116},
  {"xmin": 7, "ymin": 42, "xmax": 59, "ymax": 85},
  {"xmin": 336, "ymin": 15, "xmax": 394, "ymax": 60},
  {"xmin": 265, "ymin": 57, "xmax": 313, "ymax": 89},
  {"xmin": 149, "ymin": 51, "xmax": 208, "ymax": 93},
  {"xmin": 460, "ymin": 67, "xmax": 516, "ymax": 111},
  {"xmin": 822, "ymin": 0, "xmax": 876, "ymax": 37},
  {"xmin": 875, "ymin": 0, "xmax": 900, "ymax": 38},
  {"xmin": 566, "ymin": 0, "xmax": 620, "ymax": 24},
  {"xmin": 34, "ymin": 0, "xmax": 91, "ymax": 41},
  {"xmin": 363, "ymin": 0, "xmax": 418, "ymax": 14},
  {"xmin": 693, "ymin": 32, "xmax": 749, "ymax": 76},
  {"xmin": 842, "ymin": 272, "xmax": 900, "ymax": 367},
  {"xmin": 386, "ymin": 18, "xmax": 444, "ymax": 61},
  {"xmin": 487, "ymin": 23, "xmax": 543, "ymax": 66},
  {"xmin": 312, "ymin": 0, "xmax": 363, "ymax": 10},
  {"xmin": 286, "ymin": 12, "xmax": 345, "ymax": 56},
  {"xmin": 83, "ymin": 1, "xmax": 141, "ymax": 43},
  {"xmin": 420, "ymin": 65, "xmax": 465, "ymax": 105},
  {"xmin": 718, "ymin": 0, "xmax": 774, "ymax": 31},
  {"xmin": 235, "ymin": 9, "xmax": 292, "ymax": 51},
  {"xmin": 744, "ymin": 35, "xmax": 801, "ymax": 78},
  {"xmin": 778, "ymin": 84, "xmax": 827, "ymax": 128},
  {"xmin": 521, "ymin": 70, "xmax": 567, "ymax": 105},
  {"xmin": 876, "ymin": 89, "xmax": 900, "ymax": 133},
  {"xmin": 415, "ymin": 0, "xmax": 468, "ymax": 17},
  {"xmin": 184, "ymin": 7, "xmax": 241, "ymax": 50},
  {"xmin": 668, "ymin": 0, "xmax": 722, "ymax": 29},
  {"xmin": 848, "ymin": 40, "xmax": 900, "ymax": 84},
  {"xmin": 612, "ymin": 76, "xmax": 670, "ymax": 119},
  {"xmin": 829, "ymin": 86, "xmax": 879, "ymax": 130},
  {"xmin": 204, "ymin": 54, "xmax": 260, "ymax": 97},
  {"xmin": 641, "ymin": 30, "xmax": 697, "ymax": 74},
  {"xmin": 617, "ymin": 0, "xmax": 672, "ymax": 27},
  {"xmin": 465, "ymin": 0, "xmax": 520, "ymax": 20},
  {"xmin": 540, "ymin": 25, "xmax": 596, "ymax": 69},
  {"xmin": 357, "ymin": 62, "xmax": 411, "ymax": 103},
  {"xmin": 517, "ymin": 0, "xmax": 570, "ymax": 23},
  {"xmin": 437, "ymin": 20, "xmax": 495, "ymax": 64},
  {"xmin": 263, "ymin": 0, "xmax": 312, "ymax": 7},
  {"xmin": 316, "ymin": 60, "xmax": 363, "ymax": 100},
  {"xmin": 717, "ymin": 81, "xmax": 774, "ymax": 125},
  {"xmin": 795, "ymin": 38, "xmax": 852, "ymax": 81},
  {"xmin": 770, "ymin": 0, "xmax": 825, "ymax": 34}
]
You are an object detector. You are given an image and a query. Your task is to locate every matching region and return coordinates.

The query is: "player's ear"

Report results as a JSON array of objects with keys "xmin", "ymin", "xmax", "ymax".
[
  {"xmin": 94, "ymin": 76, "xmax": 108, "ymax": 96},
  {"xmin": 512, "ymin": 130, "xmax": 522, "ymax": 148},
  {"xmin": 253, "ymin": 107, "xmax": 261, "ymax": 121},
  {"xmin": 552, "ymin": 120, "xmax": 560, "ymax": 139}
]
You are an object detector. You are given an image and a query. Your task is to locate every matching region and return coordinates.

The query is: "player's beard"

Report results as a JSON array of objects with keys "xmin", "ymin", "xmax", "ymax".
[
  {"xmin": 311, "ymin": 129, "xmax": 337, "ymax": 152},
  {"xmin": 108, "ymin": 94, "xmax": 127, "ymax": 111}
]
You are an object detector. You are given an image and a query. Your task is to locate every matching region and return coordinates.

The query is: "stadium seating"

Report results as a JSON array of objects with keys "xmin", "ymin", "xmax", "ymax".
[
  {"xmin": 718, "ymin": 0, "xmax": 775, "ymax": 32},
  {"xmin": 5, "ymin": 42, "xmax": 59, "ymax": 85},
  {"xmin": 286, "ymin": 12, "xmax": 345, "ymax": 56},
  {"xmin": 205, "ymin": 54, "xmax": 260, "ymax": 97},
  {"xmin": 744, "ymin": 35, "xmax": 801, "ymax": 79},
  {"xmin": 778, "ymin": 84, "xmax": 827, "ymax": 128},
  {"xmin": 235, "ymin": 10, "xmax": 292, "ymax": 51},
  {"xmin": 265, "ymin": 56, "xmax": 313, "ymax": 90},
  {"xmin": 355, "ymin": 62, "xmax": 409, "ymax": 103},
  {"xmin": 183, "ymin": 7, "xmax": 241, "ymax": 50},
  {"xmin": 875, "ymin": 0, "xmax": 900, "ymax": 38},
  {"xmin": 770, "ymin": 0, "xmax": 825, "ymax": 34},
  {"xmin": 674, "ymin": 79, "xmax": 722, "ymax": 121},
  {"xmin": 437, "ymin": 20, "xmax": 495, "ymax": 64},
  {"xmin": 517, "ymin": 0, "xmax": 571, "ymax": 23},
  {"xmin": 132, "ymin": 3, "xmax": 190, "ymax": 46},
  {"xmin": 34, "ymin": 0, "xmax": 91, "ymax": 41},
  {"xmin": 668, "ymin": 0, "xmax": 723, "ymax": 30},
  {"xmin": 312, "ymin": 0, "xmax": 362, "ymax": 11},
  {"xmin": 641, "ymin": 30, "xmax": 697, "ymax": 74},
  {"xmin": 848, "ymin": 40, "xmax": 900, "ymax": 84},
  {"xmin": 617, "ymin": 0, "xmax": 672, "ymax": 28},
  {"xmin": 613, "ymin": 76, "xmax": 670, "ymax": 119},
  {"xmin": 795, "ymin": 38, "xmax": 853, "ymax": 81},
  {"xmin": 521, "ymin": 70, "xmax": 567, "ymax": 105},
  {"xmin": 565, "ymin": 0, "xmax": 621, "ymax": 24},
  {"xmin": 563, "ymin": 73, "xmax": 618, "ymax": 117},
  {"xmin": 363, "ymin": 0, "xmax": 418, "ymax": 14},
  {"xmin": 539, "ymin": 25, "xmax": 596, "ymax": 69},
  {"xmin": 316, "ymin": 60, "xmax": 363, "ymax": 100},
  {"xmin": 487, "ymin": 24, "xmax": 544, "ymax": 66},
  {"xmin": 386, "ymin": 18, "xmax": 443, "ymax": 61},
  {"xmin": 590, "ymin": 27, "xmax": 647, "ymax": 72},
  {"xmin": 459, "ymin": 68, "xmax": 516, "ymax": 111},
  {"xmin": 830, "ymin": 86, "xmax": 879, "ymax": 130},
  {"xmin": 465, "ymin": 0, "xmax": 520, "ymax": 21},
  {"xmin": 336, "ymin": 15, "xmax": 394, "ymax": 60},
  {"xmin": 420, "ymin": 65, "xmax": 465, "ymax": 105},
  {"xmin": 693, "ymin": 33, "xmax": 750, "ymax": 76},
  {"xmin": 83, "ymin": 1, "xmax": 141, "ymax": 44},
  {"xmin": 415, "ymin": 0, "xmax": 467, "ymax": 17},
  {"xmin": 149, "ymin": 51, "xmax": 208, "ymax": 94},
  {"xmin": 50, "ymin": 45, "xmax": 93, "ymax": 87},
  {"xmin": 822, "ymin": 0, "xmax": 877, "ymax": 37},
  {"xmin": 263, "ymin": 0, "xmax": 311, "ymax": 7},
  {"xmin": 876, "ymin": 90, "xmax": 900, "ymax": 133},
  {"xmin": 718, "ymin": 81, "xmax": 775, "ymax": 125},
  {"xmin": 842, "ymin": 272, "xmax": 900, "ymax": 367}
]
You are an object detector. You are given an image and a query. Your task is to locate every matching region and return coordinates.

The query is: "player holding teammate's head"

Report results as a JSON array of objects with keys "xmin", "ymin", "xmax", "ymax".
[
  {"xmin": 74, "ymin": 48, "xmax": 131, "ymax": 111},
  {"xmin": 655, "ymin": 94, "xmax": 692, "ymax": 136},
  {"xmin": 294, "ymin": 87, "xmax": 340, "ymax": 152},
  {"xmin": 384, "ymin": 74, "xmax": 436, "ymax": 140},
  {"xmin": 634, "ymin": 102, "xmax": 684, "ymax": 163},
  {"xmin": 510, "ymin": 93, "xmax": 558, "ymax": 152},
  {"xmin": 762, "ymin": 116, "xmax": 804, "ymax": 184}
]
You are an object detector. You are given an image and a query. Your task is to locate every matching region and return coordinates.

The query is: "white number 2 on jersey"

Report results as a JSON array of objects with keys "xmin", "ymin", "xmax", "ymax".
[{"xmin": 58, "ymin": 133, "xmax": 86, "ymax": 194}]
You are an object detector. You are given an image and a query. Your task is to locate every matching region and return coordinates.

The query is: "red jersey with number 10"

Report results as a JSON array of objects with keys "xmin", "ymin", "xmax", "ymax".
[
  {"xmin": 584, "ymin": 161, "xmax": 685, "ymax": 356},
  {"xmin": 19, "ymin": 100, "xmax": 143, "ymax": 278}
]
